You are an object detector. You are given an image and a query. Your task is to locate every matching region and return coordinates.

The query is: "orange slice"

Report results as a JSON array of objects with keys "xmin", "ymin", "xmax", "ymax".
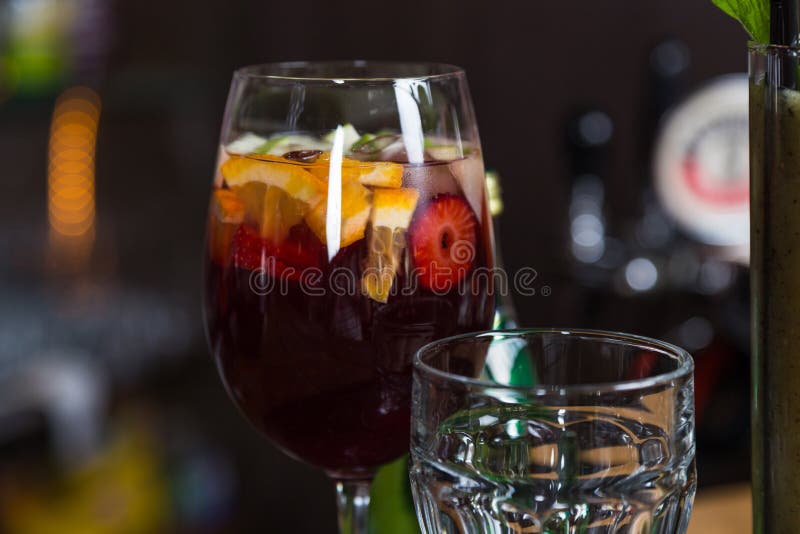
[
  {"xmin": 226, "ymin": 181, "xmax": 308, "ymax": 244},
  {"xmin": 307, "ymin": 152, "xmax": 403, "ymax": 188},
  {"xmin": 210, "ymin": 189, "xmax": 246, "ymax": 223},
  {"xmin": 208, "ymin": 189, "xmax": 245, "ymax": 265},
  {"xmin": 370, "ymin": 187, "xmax": 419, "ymax": 229},
  {"xmin": 305, "ymin": 180, "xmax": 372, "ymax": 247},
  {"xmin": 362, "ymin": 187, "xmax": 420, "ymax": 302},
  {"xmin": 362, "ymin": 226, "xmax": 406, "ymax": 303},
  {"xmin": 221, "ymin": 156, "xmax": 326, "ymax": 208},
  {"xmin": 260, "ymin": 185, "xmax": 307, "ymax": 243},
  {"xmin": 306, "ymin": 152, "xmax": 362, "ymax": 182},
  {"xmin": 358, "ymin": 162, "xmax": 403, "ymax": 188}
]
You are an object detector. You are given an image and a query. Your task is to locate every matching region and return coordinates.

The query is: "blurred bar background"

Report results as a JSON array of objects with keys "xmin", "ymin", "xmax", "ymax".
[{"xmin": 0, "ymin": 0, "xmax": 749, "ymax": 532}]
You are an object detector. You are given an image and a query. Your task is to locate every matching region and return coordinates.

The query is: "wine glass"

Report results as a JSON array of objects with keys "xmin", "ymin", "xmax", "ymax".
[{"xmin": 203, "ymin": 61, "xmax": 495, "ymax": 532}]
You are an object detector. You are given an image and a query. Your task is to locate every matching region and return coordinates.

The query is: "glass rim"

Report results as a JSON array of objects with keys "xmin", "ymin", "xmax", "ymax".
[
  {"xmin": 414, "ymin": 328, "xmax": 694, "ymax": 395},
  {"xmin": 233, "ymin": 60, "xmax": 466, "ymax": 83},
  {"xmin": 748, "ymin": 41, "xmax": 800, "ymax": 53}
]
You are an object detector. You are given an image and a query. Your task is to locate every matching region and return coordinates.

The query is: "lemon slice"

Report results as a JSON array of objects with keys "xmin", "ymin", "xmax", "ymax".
[
  {"xmin": 362, "ymin": 187, "xmax": 420, "ymax": 302},
  {"xmin": 221, "ymin": 156, "xmax": 326, "ymax": 207}
]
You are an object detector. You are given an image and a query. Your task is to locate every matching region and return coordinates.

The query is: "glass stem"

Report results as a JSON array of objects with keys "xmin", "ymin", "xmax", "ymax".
[{"xmin": 335, "ymin": 478, "xmax": 372, "ymax": 534}]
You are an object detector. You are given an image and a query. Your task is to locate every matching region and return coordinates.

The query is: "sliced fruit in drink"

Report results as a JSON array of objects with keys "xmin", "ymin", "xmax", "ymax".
[
  {"xmin": 322, "ymin": 123, "xmax": 361, "ymax": 149},
  {"xmin": 409, "ymin": 194, "xmax": 477, "ymax": 292},
  {"xmin": 208, "ymin": 189, "xmax": 245, "ymax": 265},
  {"xmin": 305, "ymin": 152, "xmax": 363, "ymax": 182},
  {"xmin": 351, "ymin": 133, "xmax": 399, "ymax": 157},
  {"xmin": 282, "ymin": 149, "xmax": 323, "ymax": 163},
  {"xmin": 358, "ymin": 162, "xmax": 403, "ymax": 188},
  {"xmin": 225, "ymin": 132, "xmax": 268, "ymax": 155},
  {"xmin": 230, "ymin": 224, "xmax": 267, "ymax": 271},
  {"xmin": 305, "ymin": 179, "xmax": 372, "ymax": 247},
  {"xmin": 362, "ymin": 187, "xmax": 420, "ymax": 303},
  {"xmin": 371, "ymin": 187, "xmax": 419, "ymax": 229},
  {"xmin": 211, "ymin": 189, "xmax": 247, "ymax": 223},
  {"xmin": 362, "ymin": 226, "xmax": 407, "ymax": 303},
  {"xmin": 221, "ymin": 156, "xmax": 327, "ymax": 207},
  {"xmin": 308, "ymin": 152, "xmax": 403, "ymax": 188},
  {"xmin": 260, "ymin": 185, "xmax": 307, "ymax": 243},
  {"xmin": 253, "ymin": 134, "xmax": 330, "ymax": 156},
  {"xmin": 231, "ymin": 223, "xmax": 322, "ymax": 281}
]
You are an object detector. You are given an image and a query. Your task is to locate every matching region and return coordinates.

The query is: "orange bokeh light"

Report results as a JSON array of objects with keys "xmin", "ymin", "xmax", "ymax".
[{"xmin": 48, "ymin": 87, "xmax": 100, "ymax": 247}]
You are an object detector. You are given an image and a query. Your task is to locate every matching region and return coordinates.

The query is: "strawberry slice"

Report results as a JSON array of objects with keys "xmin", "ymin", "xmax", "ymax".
[
  {"xmin": 273, "ymin": 224, "xmax": 325, "ymax": 279},
  {"xmin": 231, "ymin": 224, "xmax": 323, "ymax": 282},
  {"xmin": 409, "ymin": 194, "xmax": 478, "ymax": 292},
  {"xmin": 231, "ymin": 224, "xmax": 270, "ymax": 270}
]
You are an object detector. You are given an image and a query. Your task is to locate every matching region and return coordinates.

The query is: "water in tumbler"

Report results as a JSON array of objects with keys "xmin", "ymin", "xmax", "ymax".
[{"xmin": 411, "ymin": 389, "xmax": 695, "ymax": 533}]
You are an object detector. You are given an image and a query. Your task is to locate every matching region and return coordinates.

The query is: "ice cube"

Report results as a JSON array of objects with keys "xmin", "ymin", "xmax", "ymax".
[
  {"xmin": 402, "ymin": 162, "xmax": 461, "ymax": 200},
  {"xmin": 450, "ymin": 154, "xmax": 486, "ymax": 222}
]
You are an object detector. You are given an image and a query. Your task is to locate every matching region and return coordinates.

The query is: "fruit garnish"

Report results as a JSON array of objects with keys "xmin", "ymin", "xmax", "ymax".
[
  {"xmin": 260, "ymin": 185, "xmax": 307, "ymax": 243},
  {"xmin": 208, "ymin": 189, "xmax": 245, "ymax": 265},
  {"xmin": 408, "ymin": 194, "xmax": 478, "ymax": 292},
  {"xmin": 226, "ymin": 133, "xmax": 268, "ymax": 155},
  {"xmin": 231, "ymin": 224, "xmax": 323, "ymax": 281},
  {"xmin": 362, "ymin": 226, "xmax": 407, "ymax": 303},
  {"xmin": 351, "ymin": 133, "xmax": 399, "ymax": 157},
  {"xmin": 305, "ymin": 179, "xmax": 372, "ymax": 247},
  {"xmin": 358, "ymin": 162, "xmax": 403, "ymax": 188},
  {"xmin": 221, "ymin": 156, "xmax": 327, "ymax": 207},
  {"xmin": 307, "ymin": 152, "xmax": 403, "ymax": 188},
  {"xmin": 322, "ymin": 123, "xmax": 361, "ymax": 149},
  {"xmin": 283, "ymin": 149, "xmax": 323, "ymax": 163},
  {"xmin": 273, "ymin": 224, "xmax": 325, "ymax": 280},
  {"xmin": 362, "ymin": 188, "xmax": 420, "ymax": 303},
  {"xmin": 211, "ymin": 189, "xmax": 246, "ymax": 223},
  {"xmin": 305, "ymin": 152, "xmax": 363, "ymax": 182},
  {"xmin": 253, "ymin": 134, "xmax": 330, "ymax": 156},
  {"xmin": 231, "ymin": 224, "xmax": 267, "ymax": 271},
  {"xmin": 371, "ymin": 187, "xmax": 419, "ymax": 229}
]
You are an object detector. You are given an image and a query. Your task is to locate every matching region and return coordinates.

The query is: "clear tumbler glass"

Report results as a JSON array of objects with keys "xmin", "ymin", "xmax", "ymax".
[{"xmin": 410, "ymin": 329, "xmax": 696, "ymax": 533}]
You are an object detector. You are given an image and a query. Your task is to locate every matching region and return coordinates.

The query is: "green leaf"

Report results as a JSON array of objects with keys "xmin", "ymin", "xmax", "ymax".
[
  {"xmin": 711, "ymin": 0, "xmax": 769, "ymax": 43},
  {"xmin": 369, "ymin": 455, "xmax": 420, "ymax": 534}
]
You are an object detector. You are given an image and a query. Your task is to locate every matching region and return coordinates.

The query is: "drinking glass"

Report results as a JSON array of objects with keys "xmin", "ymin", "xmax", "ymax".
[
  {"xmin": 410, "ymin": 329, "xmax": 696, "ymax": 533},
  {"xmin": 749, "ymin": 43, "xmax": 800, "ymax": 533},
  {"xmin": 202, "ymin": 61, "xmax": 495, "ymax": 532}
]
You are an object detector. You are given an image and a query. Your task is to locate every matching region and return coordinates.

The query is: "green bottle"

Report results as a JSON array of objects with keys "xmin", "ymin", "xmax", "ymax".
[
  {"xmin": 369, "ymin": 170, "xmax": 534, "ymax": 532},
  {"xmin": 485, "ymin": 171, "xmax": 537, "ymax": 388}
]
